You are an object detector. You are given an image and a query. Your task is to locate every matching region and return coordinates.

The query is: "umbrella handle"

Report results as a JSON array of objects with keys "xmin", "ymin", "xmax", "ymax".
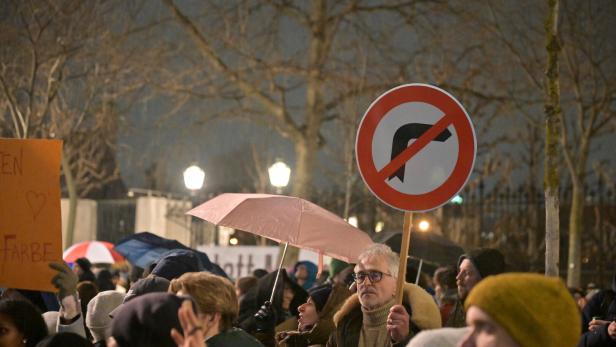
[
  {"xmin": 270, "ymin": 242, "xmax": 289, "ymax": 303},
  {"xmin": 415, "ymin": 258, "xmax": 423, "ymax": 285}
]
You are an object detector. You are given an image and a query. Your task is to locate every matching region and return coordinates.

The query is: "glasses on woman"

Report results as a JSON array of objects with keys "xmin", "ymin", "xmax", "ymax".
[{"xmin": 352, "ymin": 270, "xmax": 392, "ymax": 284}]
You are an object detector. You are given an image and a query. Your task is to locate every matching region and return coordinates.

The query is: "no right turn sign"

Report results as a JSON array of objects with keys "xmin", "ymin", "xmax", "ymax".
[{"xmin": 355, "ymin": 83, "xmax": 476, "ymax": 212}]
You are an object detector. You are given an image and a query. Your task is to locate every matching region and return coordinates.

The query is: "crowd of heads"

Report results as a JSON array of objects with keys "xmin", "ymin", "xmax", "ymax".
[{"xmin": 0, "ymin": 243, "xmax": 613, "ymax": 347}]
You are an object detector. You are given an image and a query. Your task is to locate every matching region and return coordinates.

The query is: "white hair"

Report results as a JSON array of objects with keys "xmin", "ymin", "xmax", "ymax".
[{"xmin": 357, "ymin": 244, "xmax": 400, "ymax": 278}]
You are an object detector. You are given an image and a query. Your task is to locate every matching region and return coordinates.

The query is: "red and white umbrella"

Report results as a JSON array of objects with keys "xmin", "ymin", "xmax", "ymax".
[{"xmin": 63, "ymin": 241, "xmax": 124, "ymax": 264}]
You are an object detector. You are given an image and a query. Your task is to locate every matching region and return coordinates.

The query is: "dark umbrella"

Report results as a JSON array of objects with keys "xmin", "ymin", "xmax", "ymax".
[
  {"xmin": 114, "ymin": 231, "xmax": 227, "ymax": 278},
  {"xmin": 374, "ymin": 230, "xmax": 464, "ymax": 278}
]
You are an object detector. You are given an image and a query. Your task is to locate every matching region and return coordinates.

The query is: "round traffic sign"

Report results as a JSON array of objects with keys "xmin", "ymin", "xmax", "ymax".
[{"xmin": 355, "ymin": 84, "xmax": 476, "ymax": 211}]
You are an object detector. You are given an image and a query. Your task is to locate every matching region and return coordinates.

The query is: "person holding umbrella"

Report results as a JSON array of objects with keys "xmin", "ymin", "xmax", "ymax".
[
  {"xmin": 236, "ymin": 269, "xmax": 308, "ymax": 346},
  {"xmin": 327, "ymin": 244, "xmax": 441, "ymax": 346}
]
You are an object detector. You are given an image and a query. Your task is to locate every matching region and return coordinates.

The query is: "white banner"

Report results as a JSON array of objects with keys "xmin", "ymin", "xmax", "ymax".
[{"xmin": 198, "ymin": 246, "xmax": 330, "ymax": 280}]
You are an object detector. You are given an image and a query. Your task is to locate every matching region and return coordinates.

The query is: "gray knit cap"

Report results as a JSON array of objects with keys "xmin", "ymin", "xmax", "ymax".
[{"xmin": 86, "ymin": 290, "xmax": 125, "ymax": 342}]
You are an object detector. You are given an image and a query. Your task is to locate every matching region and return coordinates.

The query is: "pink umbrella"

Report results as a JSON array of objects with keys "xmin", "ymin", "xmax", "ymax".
[
  {"xmin": 63, "ymin": 241, "xmax": 125, "ymax": 264},
  {"xmin": 188, "ymin": 193, "xmax": 373, "ymax": 263},
  {"xmin": 188, "ymin": 193, "xmax": 374, "ymax": 302}
]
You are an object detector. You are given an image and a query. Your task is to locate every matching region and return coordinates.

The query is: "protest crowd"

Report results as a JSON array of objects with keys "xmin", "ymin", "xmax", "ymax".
[{"xmin": 1, "ymin": 242, "xmax": 614, "ymax": 347}]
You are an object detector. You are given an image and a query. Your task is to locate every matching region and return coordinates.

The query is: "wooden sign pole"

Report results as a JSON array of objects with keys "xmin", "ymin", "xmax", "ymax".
[{"xmin": 395, "ymin": 211, "xmax": 413, "ymax": 305}]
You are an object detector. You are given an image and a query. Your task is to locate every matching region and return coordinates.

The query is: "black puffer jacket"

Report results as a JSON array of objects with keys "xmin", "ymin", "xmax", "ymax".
[{"xmin": 578, "ymin": 273, "xmax": 616, "ymax": 347}]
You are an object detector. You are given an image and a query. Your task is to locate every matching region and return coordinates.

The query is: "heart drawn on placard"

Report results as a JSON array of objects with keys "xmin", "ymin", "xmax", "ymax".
[{"xmin": 26, "ymin": 191, "xmax": 46, "ymax": 220}]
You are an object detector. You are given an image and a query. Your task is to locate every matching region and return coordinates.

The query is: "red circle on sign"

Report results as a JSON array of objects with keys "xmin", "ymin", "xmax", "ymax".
[{"xmin": 355, "ymin": 84, "xmax": 476, "ymax": 211}]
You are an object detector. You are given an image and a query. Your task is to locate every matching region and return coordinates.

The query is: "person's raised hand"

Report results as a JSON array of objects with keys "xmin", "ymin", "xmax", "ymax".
[
  {"xmin": 49, "ymin": 262, "xmax": 78, "ymax": 299},
  {"xmin": 254, "ymin": 301, "xmax": 277, "ymax": 332},
  {"xmin": 171, "ymin": 300, "xmax": 207, "ymax": 347},
  {"xmin": 589, "ymin": 318, "xmax": 611, "ymax": 332},
  {"xmin": 387, "ymin": 304, "xmax": 410, "ymax": 343}
]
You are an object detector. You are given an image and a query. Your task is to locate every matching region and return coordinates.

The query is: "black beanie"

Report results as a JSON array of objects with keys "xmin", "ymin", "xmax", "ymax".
[
  {"xmin": 111, "ymin": 292, "xmax": 184, "ymax": 347},
  {"xmin": 123, "ymin": 276, "xmax": 171, "ymax": 303},
  {"xmin": 458, "ymin": 248, "xmax": 505, "ymax": 279},
  {"xmin": 308, "ymin": 284, "xmax": 332, "ymax": 313}
]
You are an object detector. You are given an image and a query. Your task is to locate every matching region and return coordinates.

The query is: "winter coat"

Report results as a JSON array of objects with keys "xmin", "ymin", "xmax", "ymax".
[
  {"xmin": 236, "ymin": 269, "xmax": 309, "ymax": 346},
  {"xmin": 207, "ymin": 328, "xmax": 265, "ymax": 347},
  {"xmin": 444, "ymin": 299, "xmax": 466, "ymax": 328},
  {"xmin": 578, "ymin": 274, "xmax": 616, "ymax": 347},
  {"xmin": 276, "ymin": 283, "xmax": 351, "ymax": 347},
  {"xmin": 326, "ymin": 283, "xmax": 441, "ymax": 347}
]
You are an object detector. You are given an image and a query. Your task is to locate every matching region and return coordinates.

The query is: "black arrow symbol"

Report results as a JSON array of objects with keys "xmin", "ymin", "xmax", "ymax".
[{"xmin": 389, "ymin": 123, "xmax": 452, "ymax": 182}]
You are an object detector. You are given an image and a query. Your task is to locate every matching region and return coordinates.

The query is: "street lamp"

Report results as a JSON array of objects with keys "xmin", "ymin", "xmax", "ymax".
[
  {"xmin": 418, "ymin": 219, "xmax": 430, "ymax": 232},
  {"xmin": 268, "ymin": 160, "xmax": 291, "ymax": 194},
  {"xmin": 347, "ymin": 216, "xmax": 359, "ymax": 228},
  {"xmin": 183, "ymin": 165, "xmax": 205, "ymax": 193}
]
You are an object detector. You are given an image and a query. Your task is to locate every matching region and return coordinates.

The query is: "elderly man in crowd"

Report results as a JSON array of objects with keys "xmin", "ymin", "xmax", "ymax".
[
  {"xmin": 445, "ymin": 248, "xmax": 505, "ymax": 328},
  {"xmin": 327, "ymin": 244, "xmax": 441, "ymax": 346}
]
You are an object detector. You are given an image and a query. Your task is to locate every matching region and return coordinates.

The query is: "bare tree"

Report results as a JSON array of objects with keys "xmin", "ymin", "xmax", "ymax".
[
  {"xmin": 0, "ymin": 0, "xmax": 155, "ymax": 246},
  {"xmin": 448, "ymin": 0, "xmax": 615, "ymax": 286},
  {"xmin": 559, "ymin": 0, "xmax": 616, "ymax": 287},
  {"xmin": 156, "ymin": 0, "xmax": 437, "ymax": 263}
]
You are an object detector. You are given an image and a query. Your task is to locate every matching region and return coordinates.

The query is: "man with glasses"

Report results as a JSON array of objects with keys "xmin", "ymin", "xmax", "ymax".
[{"xmin": 327, "ymin": 244, "xmax": 441, "ymax": 346}]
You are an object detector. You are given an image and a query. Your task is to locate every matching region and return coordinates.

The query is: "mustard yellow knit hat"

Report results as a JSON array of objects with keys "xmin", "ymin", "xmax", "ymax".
[{"xmin": 465, "ymin": 273, "xmax": 581, "ymax": 347}]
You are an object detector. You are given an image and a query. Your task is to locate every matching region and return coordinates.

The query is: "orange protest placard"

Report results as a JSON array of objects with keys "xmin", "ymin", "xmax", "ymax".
[{"xmin": 0, "ymin": 138, "xmax": 63, "ymax": 292}]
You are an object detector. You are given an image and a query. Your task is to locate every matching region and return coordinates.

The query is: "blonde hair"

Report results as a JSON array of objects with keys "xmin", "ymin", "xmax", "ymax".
[
  {"xmin": 357, "ymin": 244, "xmax": 400, "ymax": 278},
  {"xmin": 169, "ymin": 272, "xmax": 237, "ymax": 331}
]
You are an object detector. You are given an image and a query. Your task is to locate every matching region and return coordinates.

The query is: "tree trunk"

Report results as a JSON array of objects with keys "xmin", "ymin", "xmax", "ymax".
[
  {"xmin": 342, "ymin": 124, "xmax": 355, "ymax": 220},
  {"xmin": 544, "ymin": 0, "xmax": 561, "ymax": 277},
  {"xmin": 61, "ymin": 152, "xmax": 77, "ymax": 249},
  {"xmin": 280, "ymin": 139, "xmax": 315, "ymax": 267},
  {"xmin": 282, "ymin": 0, "xmax": 327, "ymax": 267},
  {"xmin": 567, "ymin": 184, "xmax": 584, "ymax": 287}
]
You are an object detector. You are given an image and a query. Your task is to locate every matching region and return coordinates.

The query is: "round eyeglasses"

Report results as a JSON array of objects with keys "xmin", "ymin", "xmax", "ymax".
[{"xmin": 352, "ymin": 270, "xmax": 392, "ymax": 284}]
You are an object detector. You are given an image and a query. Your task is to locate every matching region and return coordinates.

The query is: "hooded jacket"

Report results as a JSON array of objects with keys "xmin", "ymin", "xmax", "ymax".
[
  {"xmin": 292, "ymin": 261, "xmax": 318, "ymax": 290},
  {"xmin": 326, "ymin": 283, "xmax": 441, "ymax": 347},
  {"xmin": 578, "ymin": 273, "xmax": 616, "ymax": 347},
  {"xmin": 237, "ymin": 269, "xmax": 309, "ymax": 334},
  {"xmin": 276, "ymin": 283, "xmax": 351, "ymax": 347}
]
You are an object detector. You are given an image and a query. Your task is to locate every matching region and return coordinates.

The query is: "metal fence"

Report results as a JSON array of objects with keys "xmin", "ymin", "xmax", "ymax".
[
  {"xmin": 92, "ymin": 182, "xmax": 616, "ymax": 286},
  {"xmin": 441, "ymin": 182, "xmax": 616, "ymax": 287},
  {"xmin": 96, "ymin": 199, "xmax": 136, "ymax": 244}
]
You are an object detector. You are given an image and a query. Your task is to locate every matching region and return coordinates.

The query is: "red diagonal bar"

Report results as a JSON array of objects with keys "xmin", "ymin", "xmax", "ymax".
[{"xmin": 377, "ymin": 113, "xmax": 455, "ymax": 181}]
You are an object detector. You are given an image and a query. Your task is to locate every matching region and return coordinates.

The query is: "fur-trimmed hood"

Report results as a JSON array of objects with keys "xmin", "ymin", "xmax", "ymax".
[{"xmin": 333, "ymin": 282, "xmax": 441, "ymax": 330}]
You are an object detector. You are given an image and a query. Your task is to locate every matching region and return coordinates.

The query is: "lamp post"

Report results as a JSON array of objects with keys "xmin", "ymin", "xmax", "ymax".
[
  {"xmin": 183, "ymin": 164, "xmax": 205, "ymax": 247},
  {"xmin": 268, "ymin": 160, "xmax": 291, "ymax": 194},
  {"xmin": 263, "ymin": 160, "xmax": 291, "ymax": 247}
]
